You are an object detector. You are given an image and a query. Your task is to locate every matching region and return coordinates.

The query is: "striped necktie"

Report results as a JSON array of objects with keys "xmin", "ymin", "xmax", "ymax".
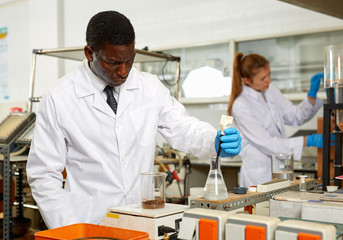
[{"xmin": 104, "ymin": 85, "xmax": 118, "ymax": 114}]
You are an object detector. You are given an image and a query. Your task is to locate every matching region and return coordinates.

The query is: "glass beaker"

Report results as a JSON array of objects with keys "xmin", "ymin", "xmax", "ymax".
[
  {"xmin": 271, "ymin": 153, "xmax": 294, "ymax": 182},
  {"xmin": 324, "ymin": 43, "xmax": 343, "ymax": 89},
  {"xmin": 203, "ymin": 155, "xmax": 228, "ymax": 201},
  {"xmin": 324, "ymin": 43, "xmax": 343, "ymax": 131},
  {"xmin": 140, "ymin": 172, "xmax": 167, "ymax": 209}
]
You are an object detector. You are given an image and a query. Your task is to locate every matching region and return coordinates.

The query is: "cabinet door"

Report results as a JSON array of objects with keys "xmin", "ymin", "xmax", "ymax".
[{"xmin": 237, "ymin": 30, "xmax": 343, "ymax": 95}]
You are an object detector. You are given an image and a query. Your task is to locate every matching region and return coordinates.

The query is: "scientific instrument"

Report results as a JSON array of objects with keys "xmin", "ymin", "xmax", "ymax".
[
  {"xmin": 325, "ymin": 43, "xmax": 343, "ymax": 131},
  {"xmin": 298, "ymin": 175, "xmax": 307, "ymax": 193},
  {"xmin": 204, "ymin": 115, "xmax": 232, "ymax": 201},
  {"xmin": 275, "ymin": 219, "xmax": 336, "ymax": 240},
  {"xmin": 322, "ymin": 43, "xmax": 343, "ymax": 190},
  {"xmin": 140, "ymin": 172, "xmax": 167, "ymax": 209},
  {"xmin": 188, "ymin": 187, "xmax": 204, "ymax": 206},
  {"xmin": 178, "ymin": 208, "xmax": 234, "ymax": 240},
  {"xmin": 271, "ymin": 153, "xmax": 294, "ymax": 182},
  {"xmin": 100, "ymin": 203, "xmax": 189, "ymax": 240},
  {"xmin": 203, "ymin": 155, "xmax": 228, "ymax": 201}
]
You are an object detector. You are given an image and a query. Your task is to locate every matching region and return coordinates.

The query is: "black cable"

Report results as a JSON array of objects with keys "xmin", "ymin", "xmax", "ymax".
[
  {"xmin": 177, "ymin": 180, "xmax": 183, "ymax": 198},
  {"xmin": 168, "ymin": 232, "xmax": 179, "ymax": 240},
  {"xmin": 157, "ymin": 52, "xmax": 180, "ymax": 87}
]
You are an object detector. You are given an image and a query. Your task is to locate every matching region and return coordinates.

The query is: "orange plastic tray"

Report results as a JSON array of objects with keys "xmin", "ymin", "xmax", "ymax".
[{"xmin": 34, "ymin": 223, "xmax": 149, "ymax": 240}]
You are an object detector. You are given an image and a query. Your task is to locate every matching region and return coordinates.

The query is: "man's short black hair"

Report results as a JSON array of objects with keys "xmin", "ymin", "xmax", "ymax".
[{"xmin": 86, "ymin": 11, "xmax": 135, "ymax": 51}]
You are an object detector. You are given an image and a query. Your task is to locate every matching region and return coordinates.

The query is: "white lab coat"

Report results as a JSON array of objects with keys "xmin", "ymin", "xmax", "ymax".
[
  {"xmin": 232, "ymin": 84, "xmax": 322, "ymax": 187},
  {"xmin": 26, "ymin": 60, "xmax": 217, "ymax": 229}
]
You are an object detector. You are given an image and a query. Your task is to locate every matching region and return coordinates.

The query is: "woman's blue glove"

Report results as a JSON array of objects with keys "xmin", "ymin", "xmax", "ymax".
[
  {"xmin": 306, "ymin": 133, "xmax": 335, "ymax": 148},
  {"xmin": 215, "ymin": 127, "xmax": 241, "ymax": 157},
  {"xmin": 308, "ymin": 72, "xmax": 323, "ymax": 98}
]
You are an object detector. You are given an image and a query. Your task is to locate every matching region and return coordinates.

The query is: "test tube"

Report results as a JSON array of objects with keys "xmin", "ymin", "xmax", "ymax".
[{"xmin": 299, "ymin": 175, "xmax": 307, "ymax": 193}]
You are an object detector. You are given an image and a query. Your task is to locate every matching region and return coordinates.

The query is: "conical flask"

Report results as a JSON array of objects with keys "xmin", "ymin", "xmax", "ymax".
[{"xmin": 203, "ymin": 155, "xmax": 228, "ymax": 201}]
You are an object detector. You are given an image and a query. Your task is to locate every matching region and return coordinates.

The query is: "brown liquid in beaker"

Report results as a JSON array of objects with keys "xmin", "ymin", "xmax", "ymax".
[{"xmin": 142, "ymin": 197, "xmax": 165, "ymax": 209}]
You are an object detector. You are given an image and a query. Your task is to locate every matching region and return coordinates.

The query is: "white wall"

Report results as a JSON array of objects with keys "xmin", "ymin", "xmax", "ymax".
[
  {"xmin": 61, "ymin": 0, "xmax": 343, "ymax": 50},
  {"xmin": 0, "ymin": 0, "xmax": 30, "ymax": 104},
  {"xmin": 1, "ymin": 0, "xmax": 343, "ymax": 133},
  {"xmin": 0, "ymin": 0, "xmax": 59, "ymax": 117}
]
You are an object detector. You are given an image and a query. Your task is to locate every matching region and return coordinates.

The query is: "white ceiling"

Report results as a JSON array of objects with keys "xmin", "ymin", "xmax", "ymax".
[{"xmin": 278, "ymin": 0, "xmax": 343, "ymax": 19}]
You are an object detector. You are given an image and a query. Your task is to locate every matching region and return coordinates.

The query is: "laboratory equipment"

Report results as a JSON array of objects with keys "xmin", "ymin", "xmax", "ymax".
[
  {"xmin": 191, "ymin": 179, "xmax": 316, "ymax": 212},
  {"xmin": 140, "ymin": 172, "xmax": 167, "ymax": 209},
  {"xmin": 299, "ymin": 175, "xmax": 307, "ymax": 193},
  {"xmin": 325, "ymin": 43, "xmax": 343, "ymax": 130},
  {"xmin": 0, "ymin": 112, "xmax": 35, "ymax": 146},
  {"xmin": 275, "ymin": 219, "xmax": 336, "ymax": 240},
  {"xmin": 178, "ymin": 208, "xmax": 234, "ymax": 240},
  {"xmin": 271, "ymin": 153, "xmax": 294, "ymax": 182},
  {"xmin": 225, "ymin": 213, "xmax": 281, "ymax": 240},
  {"xmin": 326, "ymin": 185, "xmax": 339, "ymax": 192},
  {"xmin": 203, "ymin": 155, "xmax": 228, "ymax": 201},
  {"xmin": 188, "ymin": 187, "xmax": 204, "ymax": 206},
  {"xmin": 203, "ymin": 115, "xmax": 232, "ymax": 201},
  {"xmin": 270, "ymin": 190, "xmax": 343, "ymax": 224},
  {"xmin": 100, "ymin": 203, "xmax": 189, "ymax": 240},
  {"xmin": 322, "ymin": 43, "xmax": 343, "ymax": 191}
]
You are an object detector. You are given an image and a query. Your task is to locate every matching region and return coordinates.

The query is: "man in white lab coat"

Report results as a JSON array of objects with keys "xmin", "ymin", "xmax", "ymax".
[{"xmin": 26, "ymin": 10, "xmax": 241, "ymax": 229}]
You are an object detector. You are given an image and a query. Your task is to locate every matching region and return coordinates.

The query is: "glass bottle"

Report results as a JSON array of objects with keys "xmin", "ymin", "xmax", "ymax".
[
  {"xmin": 299, "ymin": 175, "xmax": 307, "ymax": 193},
  {"xmin": 324, "ymin": 44, "xmax": 343, "ymax": 131},
  {"xmin": 203, "ymin": 155, "xmax": 228, "ymax": 201}
]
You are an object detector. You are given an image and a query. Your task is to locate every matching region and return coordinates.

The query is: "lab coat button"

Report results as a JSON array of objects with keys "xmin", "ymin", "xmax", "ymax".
[
  {"xmin": 127, "ymin": 189, "xmax": 131, "ymax": 195},
  {"xmin": 122, "ymin": 156, "xmax": 127, "ymax": 162},
  {"xmin": 116, "ymin": 123, "xmax": 120, "ymax": 128}
]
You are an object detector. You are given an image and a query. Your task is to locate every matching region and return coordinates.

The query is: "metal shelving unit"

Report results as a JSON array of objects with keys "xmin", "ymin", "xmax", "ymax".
[
  {"xmin": 28, "ymin": 47, "xmax": 181, "ymax": 112},
  {"xmin": 1, "ymin": 150, "xmax": 29, "ymax": 240},
  {"xmin": 0, "ymin": 112, "xmax": 35, "ymax": 239}
]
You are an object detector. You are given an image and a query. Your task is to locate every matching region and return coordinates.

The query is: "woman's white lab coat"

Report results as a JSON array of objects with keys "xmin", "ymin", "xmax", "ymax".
[
  {"xmin": 26, "ymin": 60, "xmax": 217, "ymax": 229},
  {"xmin": 232, "ymin": 84, "xmax": 322, "ymax": 187}
]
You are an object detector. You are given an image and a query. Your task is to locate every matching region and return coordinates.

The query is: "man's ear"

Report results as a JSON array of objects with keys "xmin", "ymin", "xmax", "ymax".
[{"xmin": 84, "ymin": 45, "xmax": 93, "ymax": 62}]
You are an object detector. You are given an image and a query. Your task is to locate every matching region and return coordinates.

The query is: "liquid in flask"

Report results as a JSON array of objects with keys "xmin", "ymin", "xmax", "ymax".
[{"xmin": 204, "ymin": 155, "xmax": 228, "ymax": 201}]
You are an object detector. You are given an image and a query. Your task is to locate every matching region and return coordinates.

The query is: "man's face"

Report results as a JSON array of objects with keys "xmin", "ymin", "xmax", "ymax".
[{"xmin": 86, "ymin": 42, "xmax": 136, "ymax": 87}]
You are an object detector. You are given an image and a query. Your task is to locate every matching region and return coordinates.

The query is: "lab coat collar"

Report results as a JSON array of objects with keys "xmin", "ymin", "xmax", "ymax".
[
  {"xmin": 74, "ymin": 60, "xmax": 140, "ymax": 98},
  {"xmin": 242, "ymin": 84, "xmax": 265, "ymax": 102},
  {"xmin": 116, "ymin": 68, "xmax": 141, "ymax": 118},
  {"xmin": 74, "ymin": 59, "xmax": 98, "ymax": 98},
  {"xmin": 74, "ymin": 60, "xmax": 141, "ymax": 118}
]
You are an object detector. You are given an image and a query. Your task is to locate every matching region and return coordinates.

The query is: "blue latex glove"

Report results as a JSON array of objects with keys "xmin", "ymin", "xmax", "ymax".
[
  {"xmin": 308, "ymin": 72, "xmax": 323, "ymax": 98},
  {"xmin": 215, "ymin": 127, "xmax": 241, "ymax": 157},
  {"xmin": 306, "ymin": 133, "xmax": 335, "ymax": 148}
]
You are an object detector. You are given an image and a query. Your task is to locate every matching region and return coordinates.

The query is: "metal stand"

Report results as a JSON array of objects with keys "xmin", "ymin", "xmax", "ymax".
[
  {"xmin": 16, "ymin": 169, "xmax": 24, "ymax": 221},
  {"xmin": 0, "ymin": 144, "xmax": 13, "ymax": 240},
  {"xmin": 0, "ymin": 147, "xmax": 28, "ymax": 240},
  {"xmin": 322, "ymin": 102, "xmax": 343, "ymax": 191}
]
